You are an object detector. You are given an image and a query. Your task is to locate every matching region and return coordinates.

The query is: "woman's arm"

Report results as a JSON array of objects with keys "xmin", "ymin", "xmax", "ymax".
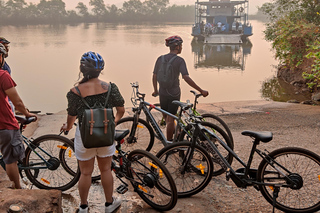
[{"xmin": 115, "ymin": 106, "xmax": 125, "ymax": 124}]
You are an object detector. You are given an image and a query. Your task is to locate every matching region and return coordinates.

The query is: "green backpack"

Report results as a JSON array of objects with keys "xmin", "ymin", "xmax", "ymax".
[
  {"xmin": 75, "ymin": 83, "xmax": 115, "ymax": 149},
  {"xmin": 157, "ymin": 55, "xmax": 178, "ymax": 88}
]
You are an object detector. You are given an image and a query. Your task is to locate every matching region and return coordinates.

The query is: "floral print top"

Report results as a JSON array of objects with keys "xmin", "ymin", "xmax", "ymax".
[{"xmin": 66, "ymin": 82, "xmax": 124, "ymax": 125}]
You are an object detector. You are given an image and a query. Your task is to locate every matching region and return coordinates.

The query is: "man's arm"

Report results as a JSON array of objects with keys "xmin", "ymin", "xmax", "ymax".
[
  {"xmin": 5, "ymin": 87, "xmax": 36, "ymax": 117},
  {"xmin": 182, "ymin": 75, "xmax": 209, "ymax": 97},
  {"xmin": 152, "ymin": 73, "xmax": 159, "ymax": 97}
]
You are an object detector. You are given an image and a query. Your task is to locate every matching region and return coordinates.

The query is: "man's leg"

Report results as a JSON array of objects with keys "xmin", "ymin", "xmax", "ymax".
[{"xmin": 6, "ymin": 162, "xmax": 21, "ymax": 189}]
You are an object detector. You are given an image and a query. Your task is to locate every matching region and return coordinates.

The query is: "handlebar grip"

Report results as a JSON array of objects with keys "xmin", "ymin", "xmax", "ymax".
[{"xmin": 64, "ymin": 131, "xmax": 69, "ymax": 135}]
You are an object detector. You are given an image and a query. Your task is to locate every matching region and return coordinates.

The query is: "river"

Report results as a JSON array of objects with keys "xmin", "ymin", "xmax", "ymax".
[{"xmin": 1, "ymin": 20, "xmax": 280, "ymax": 114}]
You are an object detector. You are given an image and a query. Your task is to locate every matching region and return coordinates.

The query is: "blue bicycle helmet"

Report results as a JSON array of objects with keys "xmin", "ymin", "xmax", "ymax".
[{"xmin": 80, "ymin": 51, "xmax": 104, "ymax": 74}]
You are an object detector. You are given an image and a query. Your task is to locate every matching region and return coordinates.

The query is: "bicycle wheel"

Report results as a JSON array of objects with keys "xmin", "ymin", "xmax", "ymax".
[
  {"xmin": 59, "ymin": 138, "xmax": 101, "ymax": 182},
  {"xmin": 116, "ymin": 117, "xmax": 154, "ymax": 152},
  {"xmin": 24, "ymin": 135, "xmax": 80, "ymax": 191},
  {"xmin": 127, "ymin": 149, "xmax": 177, "ymax": 211},
  {"xmin": 179, "ymin": 122, "xmax": 233, "ymax": 176},
  {"xmin": 156, "ymin": 141, "xmax": 213, "ymax": 198},
  {"xmin": 257, "ymin": 147, "xmax": 320, "ymax": 213},
  {"xmin": 147, "ymin": 103, "xmax": 167, "ymax": 129},
  {"xmin": 201, "ymin": 113, "xmax": 234, "ymax": 144}
]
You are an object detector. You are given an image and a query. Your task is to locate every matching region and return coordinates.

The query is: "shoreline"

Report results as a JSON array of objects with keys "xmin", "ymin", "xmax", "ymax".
[{"xmin": 25, "ymin": 100, "xmax": 305, "ymax": 139}]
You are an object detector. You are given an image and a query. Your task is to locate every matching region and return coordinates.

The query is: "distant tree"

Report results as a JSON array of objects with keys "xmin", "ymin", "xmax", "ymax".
[
  {"xmin": 76, "ymin": 2, "xmax": 89, "ymax": 17},
  {"xmin": 25, "ymin": 3, "xmax": 40, "ymax": 21},
  {"xmin": 106, "ymin": 4, "xmax": 119, "ymax": 20},
  {"xmin": 5, "ymin": 0, "xmax": 27, "ymax": 18},
  {"xmin": 37, "ymin": 0, "xmax": 67, "ymax": 21},
  {"xmin": 143, "ymin": 0, "xmax": 168, "ymax": 17},
  {"xmin": 89, "ymin": 0, "xmax": 107, "ymax": 17},
  {"xmin": 122, "ymin": 0, "xmax": 144, "ymax": 18}
]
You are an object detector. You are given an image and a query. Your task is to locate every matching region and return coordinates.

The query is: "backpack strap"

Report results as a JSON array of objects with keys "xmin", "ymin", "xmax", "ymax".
[
  {"xmin": 75, "ymin": 86, "xmax": 91, "ymax": 109},
  {"xmin": 103, "ymin": 82, "xmax": 112, "ymax": 108},
  {"xmin": 168, "ymin": 55, "xmax": 178, "ymax": 64},
  {"xmin": 75, "ymin": 83, "xmax": 111, "ymax": 109}
]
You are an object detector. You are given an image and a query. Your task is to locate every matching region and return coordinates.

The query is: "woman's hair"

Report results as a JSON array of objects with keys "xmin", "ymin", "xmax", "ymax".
[{"xmin": 76, "ymin": 51, "xmax": 104, "ymax": 85}]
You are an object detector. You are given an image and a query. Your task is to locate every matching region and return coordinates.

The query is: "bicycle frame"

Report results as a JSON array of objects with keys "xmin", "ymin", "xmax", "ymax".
[
  {"xmin": 198, "ymin": 123, "xmax": 296, "ymax": 188},
  {"xmin": 130, "ymin": 83, "xmax": 191, "ymax": 146}
]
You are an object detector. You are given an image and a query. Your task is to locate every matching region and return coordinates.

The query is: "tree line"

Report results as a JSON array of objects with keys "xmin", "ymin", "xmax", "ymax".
[{"xmin": 0, "ymin": 0, "xmax": 195, "ymax": 25}]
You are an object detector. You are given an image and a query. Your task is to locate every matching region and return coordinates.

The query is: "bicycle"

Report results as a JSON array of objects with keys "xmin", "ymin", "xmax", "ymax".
[
  {"xmin": 111, "ymin": 129, "xmax": 178, "ymax": 211},
  {"xmin": 149, "ymin": 90, "xmax": 234, "ymax": 144},
  {"xmin": 157, "ymin": 108, "xmax": 320, "ymax": 212},
  {"xmin": 116, "ymin": 82, "xmax": 233, "ymax": 176},
  {"xmin": 0, "ymin": 115, "xmax": 80, "ymax": 191}
]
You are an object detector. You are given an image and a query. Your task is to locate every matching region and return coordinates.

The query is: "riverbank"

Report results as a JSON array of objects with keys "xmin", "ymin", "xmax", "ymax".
[{"xmin": 21, "ymin": 100, "xmax": 320, "ymax": 212}]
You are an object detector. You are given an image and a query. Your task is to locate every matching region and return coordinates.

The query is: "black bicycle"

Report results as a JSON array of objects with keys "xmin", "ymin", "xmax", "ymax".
[
  {"xmin": 0, "ymin": 116, "xmax": 80, "ymax": 191},
  {"xmin": 148, "ymin": 90, "xmax": 234, "ymax": 144},
  {"xmin": 111, "ymin": 129, "xmax": 178, "ymax": 211},
  {"xmin": 116, "ymin": 82, "xmax": 233, "ymax": 176},
  {"xmin": 157, "ymin": 104, "xmax": 320, "ymax": 212}
]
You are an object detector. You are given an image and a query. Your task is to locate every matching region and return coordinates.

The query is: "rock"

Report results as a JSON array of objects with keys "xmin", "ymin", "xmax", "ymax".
[
  {"xmin": 0, "ymin": 168, "xmax": 62, "ymax": 213},
  {"xmin": 312, "ymin": 92, "xmax": 320, "ymax": 101}
]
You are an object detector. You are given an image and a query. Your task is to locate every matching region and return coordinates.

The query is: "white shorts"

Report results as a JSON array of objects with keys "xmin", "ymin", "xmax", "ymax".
[{"xmin": 74, "ymin": 125, "xmax": 116, "ymax": 161}]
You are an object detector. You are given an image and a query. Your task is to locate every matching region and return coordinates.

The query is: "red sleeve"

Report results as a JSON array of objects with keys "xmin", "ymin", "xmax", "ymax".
[{"xmin": 0, "ymin": 71, "xmax": 16, "ymax": 91}]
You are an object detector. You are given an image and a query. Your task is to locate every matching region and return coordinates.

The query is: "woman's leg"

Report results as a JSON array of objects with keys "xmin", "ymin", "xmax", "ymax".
[
  {"xmin": 97, "ymin": 156, "xmax": 113, "ymax": 203},
  {"xmin": 78, "ymin": 158, "xmax": 95, "ymax": 205}
]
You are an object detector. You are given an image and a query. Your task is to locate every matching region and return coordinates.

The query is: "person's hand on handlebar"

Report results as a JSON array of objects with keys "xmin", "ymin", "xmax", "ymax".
[
  {"xmin": 201, "ymin": 90, "xmax": 209, "ymax": 97},
  {"xmin": 26, "ymin": 112, "xmax": 38, "ymax": 121}
]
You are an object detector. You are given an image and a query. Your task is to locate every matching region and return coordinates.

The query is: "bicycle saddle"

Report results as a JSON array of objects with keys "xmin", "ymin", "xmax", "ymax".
[
  {"xmin": 241, "ymin": 130, "xmax": 273, "ymax": 143},
  {"xmin": 15, "ymin": 115, "xmax": 36, "ymax": 125},
  {"xmin": 115, "ymin": 129, "xmax": 130, "ymax": 141},
  {"xmin": 172, "ymin": 100, "xmax": 193, "ymax": 110}
]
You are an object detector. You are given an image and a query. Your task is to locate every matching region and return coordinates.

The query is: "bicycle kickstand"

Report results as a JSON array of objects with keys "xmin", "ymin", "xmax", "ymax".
[{"xmin": 272, "ymin": 186, "xmax": 280, "ymax": 213}]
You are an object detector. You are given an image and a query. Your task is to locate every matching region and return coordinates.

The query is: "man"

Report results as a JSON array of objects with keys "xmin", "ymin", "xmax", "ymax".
[
  {"xmin": 0, "ymin": 43, "xmax": 37, "ymax": 189},
  {"xmin": 0, "ymin": 37, "xmax": 14, "ymax": 113},
  {"xmin": 152, "ymin": 35, "xmax": 208, "ymax": 141}
]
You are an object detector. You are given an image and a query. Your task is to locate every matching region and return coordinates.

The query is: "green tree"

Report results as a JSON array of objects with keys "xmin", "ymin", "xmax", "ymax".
[{"xmin": 260, "ymin": 0, "xmax": 320, "ymax": 88}]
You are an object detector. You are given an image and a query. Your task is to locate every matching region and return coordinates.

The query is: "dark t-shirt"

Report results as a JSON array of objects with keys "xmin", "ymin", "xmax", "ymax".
[
  {"xmin": 0, "ymin": 70, "xmax": 19, "ymax": 130},
  {"xmin": 66, "ymin": 82, "xmax": 125, "ymax": 126},
  {"xmin": 153, "ymin": 53, "xmax": 189, "ymax": 97}
]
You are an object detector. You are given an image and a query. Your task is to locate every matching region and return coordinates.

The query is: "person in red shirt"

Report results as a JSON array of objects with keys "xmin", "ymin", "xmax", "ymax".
[{"xmin": 0, "ymin": 43, "xmax": 37, "ymax": 189}]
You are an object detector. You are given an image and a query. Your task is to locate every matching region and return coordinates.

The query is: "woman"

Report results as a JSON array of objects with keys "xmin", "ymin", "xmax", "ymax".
[{"xmin": 61, "ymin": 51, "xmax": 125, "ymax": 213}]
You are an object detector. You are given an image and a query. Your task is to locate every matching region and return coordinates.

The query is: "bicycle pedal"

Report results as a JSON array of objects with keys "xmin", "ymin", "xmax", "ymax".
[{"xmin": 117, "ymin": 184, "xmax": 128, "ymax": 194}]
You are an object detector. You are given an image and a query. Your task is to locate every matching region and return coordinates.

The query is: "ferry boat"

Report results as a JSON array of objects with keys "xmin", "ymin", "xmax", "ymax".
[{"xmin": 192, "ymin": 0, "xmax": 253, "ymax": 44}]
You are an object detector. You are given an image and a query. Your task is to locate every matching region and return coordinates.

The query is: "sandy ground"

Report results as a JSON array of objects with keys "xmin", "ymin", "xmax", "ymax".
[{"xmin": 23, "ymin": 100, "xmax": 320, "ymax": 213}]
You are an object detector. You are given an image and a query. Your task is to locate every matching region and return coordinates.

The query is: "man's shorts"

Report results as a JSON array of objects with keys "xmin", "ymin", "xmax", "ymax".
[
  {"xmin": 159, "ymin": 94, "xmax": 181, "ymax": 115},
  {"xmin": 74, "ymin": 125, "xmax": 116, "ymax": 161},
  {"xmin": 0, "ymin": 129, "xmax": 25, "ymax": 164}
]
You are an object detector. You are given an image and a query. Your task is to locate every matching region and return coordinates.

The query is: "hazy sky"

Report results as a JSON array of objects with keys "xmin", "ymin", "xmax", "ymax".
[{"xmin": 24, "ymin": 0, "xmax": 270, "ymax": 15}]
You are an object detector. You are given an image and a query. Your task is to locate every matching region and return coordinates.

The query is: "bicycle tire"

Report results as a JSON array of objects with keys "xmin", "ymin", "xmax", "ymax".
[
  {"xmin": 116, "ymin": 117, "xmax": 154, "ymax": 152},
  {"xmin": 24, "ymin": 134, "xmax": 80, "ymax": 191},
  {"xmin": 127, "ymin": 149, "xmax": 178, "ymax": 211},
  {"xmin": 59, "ymin": 138, "xmax": 101, "ymax": 182},
  {"xmin": 179, "ymin": 122, "xmax": 233, "ymax": 176},
  {"xmin": 156, "ymin": 141, "xmax": 213, "ymax": 198},
  {"xmin": 201, "ymin": 113, "xmax": 234, "ymax": 144},
  {"xmin": 257, "ymin": 147, "xmax": 320, "ymax": 213}
]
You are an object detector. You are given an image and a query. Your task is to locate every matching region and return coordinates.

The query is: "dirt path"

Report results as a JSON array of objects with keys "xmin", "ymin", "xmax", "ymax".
[{"xmin": 30, "ymin": 101, "xmax": 320, "ymax": 213}]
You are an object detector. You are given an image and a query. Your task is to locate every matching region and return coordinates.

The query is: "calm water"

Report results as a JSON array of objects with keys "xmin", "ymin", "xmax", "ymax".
[{"xmin": 1, "ymin": 20, "xmax": 278, "ymax": 113}]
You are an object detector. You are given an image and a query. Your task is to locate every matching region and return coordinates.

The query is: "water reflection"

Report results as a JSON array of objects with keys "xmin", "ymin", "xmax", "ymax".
[
  {"xmin": 261, "ymin": 77, "xmax": 311, "ymax": 102},
  {"xmin": 191, "ymin": 41, "xmax": 252, "ymax": 71}
]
